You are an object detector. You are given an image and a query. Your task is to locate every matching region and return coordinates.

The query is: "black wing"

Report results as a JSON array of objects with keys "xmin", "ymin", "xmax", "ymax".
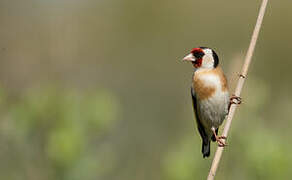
[
  {"xmin": 191, "ymin": 87, "xmax": 211, "ymax": 158},
  {"xmin": 191, "ymin": 87, "xmax": 208, "ymax": 141}
]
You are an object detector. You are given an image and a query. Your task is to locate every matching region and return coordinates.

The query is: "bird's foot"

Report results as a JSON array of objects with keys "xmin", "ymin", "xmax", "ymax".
[
  {"xmin": 230, "ymin": 95, "xmax": 242, "ymax": 105},
  {"xmin": 211, "ymin": 127, "xmax": 227, "ymax": 147},
  {"xmin": 218, "ymin": 136, "xmax": 227, "ymax": 139},
  {"xmin": 216, "ymin": 136, "xmax": 227, "ymax": 147},
  {"xmin": 228, "ymin": 95, "xmax": 242, "ymax": 111}
]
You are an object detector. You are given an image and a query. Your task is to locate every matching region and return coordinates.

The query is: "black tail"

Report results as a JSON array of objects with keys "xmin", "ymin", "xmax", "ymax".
[{"xmin": 202, "ymin": 140, "xmax": 210, "ymax": 158}]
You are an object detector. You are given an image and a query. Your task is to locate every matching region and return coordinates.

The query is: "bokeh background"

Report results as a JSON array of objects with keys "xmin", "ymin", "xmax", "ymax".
[{"xmin": 0, "ymin": 0, "xmax": 291, "ymax": 179}]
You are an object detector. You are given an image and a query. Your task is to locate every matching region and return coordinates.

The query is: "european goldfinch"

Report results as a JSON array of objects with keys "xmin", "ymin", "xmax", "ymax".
[{"xmin": 183, "ymin": 47, "xmax": 230, "ymax": 158}]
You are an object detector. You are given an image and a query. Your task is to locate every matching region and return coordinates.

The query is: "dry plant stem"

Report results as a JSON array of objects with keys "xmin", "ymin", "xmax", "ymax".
[{"xmin": 207, "ymin": 0, "xmax": 269, "ymax": 179}]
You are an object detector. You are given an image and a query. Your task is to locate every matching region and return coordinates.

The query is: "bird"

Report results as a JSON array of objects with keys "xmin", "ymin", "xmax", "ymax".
[{"xmin": 182, "ymin": 47, "xmax": 235, "ymax": 158}]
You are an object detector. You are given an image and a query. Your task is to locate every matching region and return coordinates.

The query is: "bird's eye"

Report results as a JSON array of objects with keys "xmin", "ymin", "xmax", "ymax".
[
  {"xmin": 194, "ymin": 51, "xmax": 204, "ymax": 58},
  {"xmin": 191, "ymin": 48, "xmax": 205, "ymax": 59}
]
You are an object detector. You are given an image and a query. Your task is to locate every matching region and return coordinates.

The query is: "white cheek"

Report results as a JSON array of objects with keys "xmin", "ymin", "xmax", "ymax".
[
  {"xmin": 202, "ymin": 54, "xmax": 214, "ymax": 68},
  {"xmin": 203, "ymin": 49, "xmax": 213, "ymax": 54}
]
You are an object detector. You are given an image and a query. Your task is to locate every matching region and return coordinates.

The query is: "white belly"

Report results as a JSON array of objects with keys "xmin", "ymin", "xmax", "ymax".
[{"xmin": 197, "ymin": 90, "xmax": 229, "ymax": 133}]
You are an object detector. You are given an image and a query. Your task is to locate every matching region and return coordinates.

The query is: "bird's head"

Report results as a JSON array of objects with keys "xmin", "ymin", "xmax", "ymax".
[{"xmin": 183, "ymin": 47, "xmax": 219, "ymax": 69}]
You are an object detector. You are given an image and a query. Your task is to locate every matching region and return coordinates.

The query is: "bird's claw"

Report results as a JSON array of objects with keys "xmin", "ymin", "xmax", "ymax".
[
  {"xmin": 230, "ymin": 95, "xmax": 242, "ymax": 105},
  {"xmin": 211, "ymin": 127, "xmax": 228, "ymax": 147},
  {"xmin": 237, "ymin": 73, "xmax": 246, "ymax": 79},
  {"xmin": 218, "ymin": 136, "xmax": 227, "ymax": 139},
  {"xmin": 218, "ymin": 142, "xmax": 227, "ymax": 147},
  {"xmin": 216, "ymin": 136, "xmax": 227, "ymax": 147}
]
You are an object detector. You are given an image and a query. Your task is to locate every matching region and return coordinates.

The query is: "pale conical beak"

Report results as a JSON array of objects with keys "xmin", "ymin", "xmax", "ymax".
[{"xmin": 182, "ymin": 53, "xmax": 195, "ymax": 62}]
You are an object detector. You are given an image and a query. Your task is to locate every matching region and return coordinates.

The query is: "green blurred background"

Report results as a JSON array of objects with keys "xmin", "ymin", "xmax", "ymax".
[{"xmin": 0, "ymin": 0, "xmax": 291, "ymax": 179}]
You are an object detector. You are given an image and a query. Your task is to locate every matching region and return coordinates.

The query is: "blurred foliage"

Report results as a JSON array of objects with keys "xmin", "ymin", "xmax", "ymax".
[
  {"xmin": 0, "ymin": 87, "xmax": 119, "ymax": 179},
  {"xmin": 0, "ymin": 0, "xmax": 291, "ymax": 179}
]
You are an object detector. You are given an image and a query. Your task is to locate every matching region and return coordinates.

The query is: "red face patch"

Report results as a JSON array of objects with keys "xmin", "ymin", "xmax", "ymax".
[
  {"xmin": 192, "ymin": 58, "xmax": 202, "ymax": 68},
  {"xmin": 190, "ymin": 48, "xmax": 204, "ymax": 68},
  {"xmin": 191, "ymin": 48, "xmax": 204, "ymax": 54}
]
